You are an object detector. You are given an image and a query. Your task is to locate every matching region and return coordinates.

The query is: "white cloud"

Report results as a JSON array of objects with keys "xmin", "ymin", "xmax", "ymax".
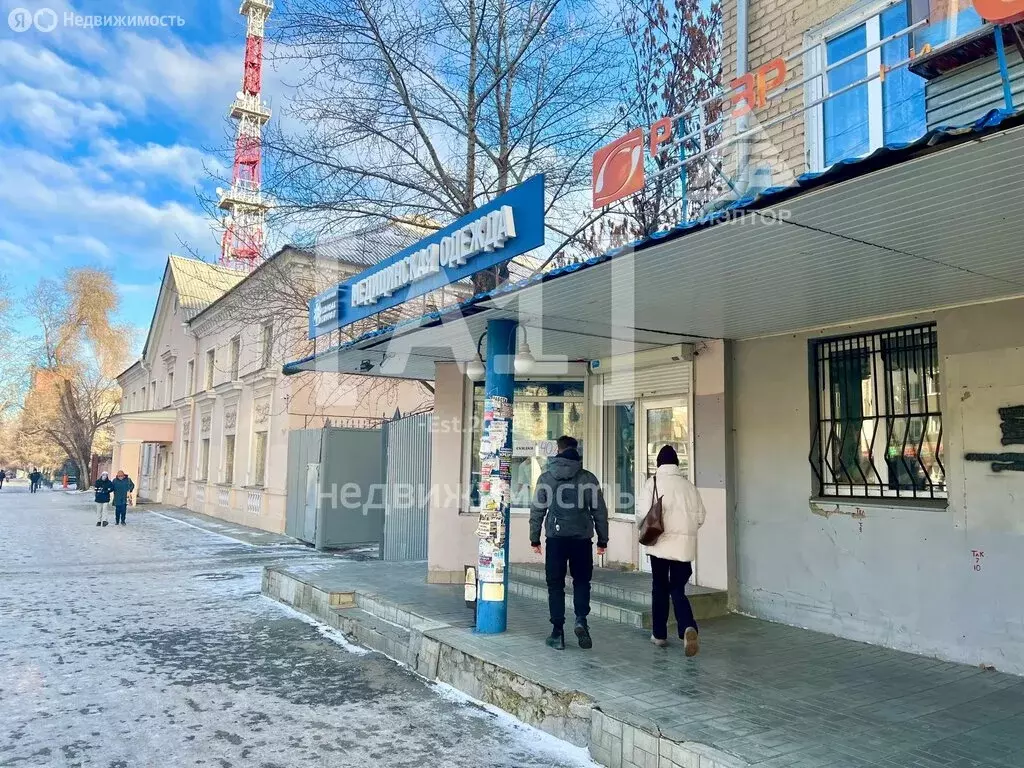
[
  {"xmin": 0, "ymin": 146, "xmax": 220, "ymax": 267},
  {"xmin": 52, "ymin": 234, "xmax": 112, "ymax": 261},
  {"xmin": 88, "ymin": 138, "xmax": 224, "ymax": 189},
  {"xmin": 0, "ymin": 29, "xmax": 238, "ymax": 133},
  {"xmin": 0, "ymin": 239, "xmax": 36, "ymax": 268},
  {"xmin": 0, "ymin": 39, "xmax": 142, "ymax": 110},
  {"xmin": 0, "ymin": 83, "xmax": 122, "ymax": 143}
]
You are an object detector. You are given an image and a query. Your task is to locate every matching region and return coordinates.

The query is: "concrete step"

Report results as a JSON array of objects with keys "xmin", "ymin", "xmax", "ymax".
[
  {"xmin": 332, "ymin": 606, "xmax": 412, "ymax": 661},
  {"xmin": 509, "ymin": 562, "xmax": 729, "ymax": 630},
  {"xmin": 509, "ymin": 577, "xmax": 647, "ymax": 628}
]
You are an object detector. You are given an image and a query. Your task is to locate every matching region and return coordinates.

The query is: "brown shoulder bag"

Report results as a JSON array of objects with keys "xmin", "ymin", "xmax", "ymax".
[{"xmin": 638, "ymin": 477, "xmax": 664, "ymax": 546}]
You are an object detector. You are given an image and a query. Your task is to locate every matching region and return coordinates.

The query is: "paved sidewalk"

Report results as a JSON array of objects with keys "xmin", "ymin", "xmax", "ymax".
[
  {"xmin": 273, "ymin": 560, "xmax": 1024, "ymax": 768},
  {"xmin": 135, "ymin": 504, "xmax": 300, "ymax": 546}
]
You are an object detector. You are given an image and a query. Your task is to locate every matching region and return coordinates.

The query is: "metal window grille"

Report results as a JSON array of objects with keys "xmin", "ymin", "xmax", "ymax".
[{"xmin": 809, "ymin": 323, "xmax": 945, "ymax": 499}]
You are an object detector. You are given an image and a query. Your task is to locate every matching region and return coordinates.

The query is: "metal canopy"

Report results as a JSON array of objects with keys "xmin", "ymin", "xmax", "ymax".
[{"xmin": 287, "ymin": 121, "xmax": 1024, "ymax": 381}]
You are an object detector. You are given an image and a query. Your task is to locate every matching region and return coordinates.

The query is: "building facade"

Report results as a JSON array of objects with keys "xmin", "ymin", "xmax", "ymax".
[
  {"xmin": 285, "ymin": 0, "xmax": 1024, "ymax": 671},
  {"xmin": 111, "ymin": 251, "xmax": 430, "ymax": 534}
]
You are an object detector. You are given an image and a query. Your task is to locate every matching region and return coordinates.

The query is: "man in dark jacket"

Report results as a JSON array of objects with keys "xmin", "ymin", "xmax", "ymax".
[
  {"xmin": 0, "ymin": 469, "xmax": 6, "ymax": 489},
  {"xmin": 29, "ymin": 469, "xmax": 41, "ymax": 493},
  {"xmin": 530, "ymin": 436, "xmax": 609, "ymax": 650},
  {"xmin": 111, "ymin": 471, "xmax": 135, "ymax": 526}
]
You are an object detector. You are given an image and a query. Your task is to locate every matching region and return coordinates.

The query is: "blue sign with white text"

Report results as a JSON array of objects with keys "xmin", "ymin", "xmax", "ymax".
[{"xmin": 308, "ymin": 175, "xmax": 545, "ymax": 339}]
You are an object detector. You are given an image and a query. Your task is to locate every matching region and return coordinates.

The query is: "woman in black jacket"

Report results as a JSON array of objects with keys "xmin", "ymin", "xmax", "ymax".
[{"xmin": 94, "ymin": 472, "xmax": 113, "ymax": 527}]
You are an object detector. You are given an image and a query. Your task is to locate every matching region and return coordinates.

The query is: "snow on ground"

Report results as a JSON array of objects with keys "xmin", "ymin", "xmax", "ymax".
[{"xmin": 0, "ymin": 488, "xmax": 600, "ymax": 767}]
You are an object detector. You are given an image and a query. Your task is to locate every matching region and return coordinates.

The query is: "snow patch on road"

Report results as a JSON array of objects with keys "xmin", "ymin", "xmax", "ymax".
[
  {"xmin": 429, "ymin": 682, "xmax": 601, "ymax": 767},
  {"xmin": 150, "ymin": 511, "xmax": 256, "ymax": 546},
  {"xmin": 261, "ymin": 595, "xmax": 371, "ymax": 655}
]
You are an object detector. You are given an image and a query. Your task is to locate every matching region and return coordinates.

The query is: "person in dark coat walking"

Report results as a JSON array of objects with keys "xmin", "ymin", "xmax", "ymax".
[
  {"xmin": 94, "ymin": 472, "xmax": 113, "ymax": 527},
  {"xmin": 29, "ymin": 469, "xmax": 41, "ymax": 493},
  {"xmin": 529, "ymin": 435, "xmax": 609, "ymax": 650},
  {"xmin": 0, "ymin": 469, "xmax": 6, "ymax": 489},
  {"xmin": 110, "ymin": 471, "xmax": 135, "ymax": 526}
]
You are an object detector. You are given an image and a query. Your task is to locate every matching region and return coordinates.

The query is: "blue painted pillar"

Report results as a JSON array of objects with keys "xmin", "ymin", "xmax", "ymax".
[{"xmin": 475, "ymin": 318, "xmax": 517, "ymax": 634}]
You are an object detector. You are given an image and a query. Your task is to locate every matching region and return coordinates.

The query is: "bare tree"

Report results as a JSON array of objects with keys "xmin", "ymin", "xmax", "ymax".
[
  {"xmin": 264, "ymin": 0, "xmax": 624, "ymax": 290},
  {"xmin": 583, "ymin": 0, "xmax": 724, "ymax": 251},
  {"xmin": 18, "ymin": 270, "xmax": 128, "ymax": 488}
]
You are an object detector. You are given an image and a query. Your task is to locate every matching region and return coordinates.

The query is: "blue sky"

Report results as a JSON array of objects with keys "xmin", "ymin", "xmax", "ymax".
[{"xmin": 0, "ymin": 0, "xmax": 287, "ymax": 344}]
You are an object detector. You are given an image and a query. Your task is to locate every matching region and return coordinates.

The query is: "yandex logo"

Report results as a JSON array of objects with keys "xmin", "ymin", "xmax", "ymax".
[
  {"xmin": 973, "ymin": 0, "xmax": 1024, "ymax": 22},
  {"xmin": 592, "ymin": 128, "xmax": 645, "ymax": 207}
]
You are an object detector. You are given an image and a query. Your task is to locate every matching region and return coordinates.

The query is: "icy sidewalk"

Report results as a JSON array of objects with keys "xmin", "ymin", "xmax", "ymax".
[
  {"xmin": 142, "ymin": 504, "xmax": 300, "ymax": 546},
  {"xmin": 263, "ymin": 559, "xmax": 1024, "ymax": 768}
]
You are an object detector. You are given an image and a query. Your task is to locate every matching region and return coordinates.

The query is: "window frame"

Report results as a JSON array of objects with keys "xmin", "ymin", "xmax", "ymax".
[
  {"xmin": 260, "ymin": 322, "xmax": 274, "ymax": 369},
  {"xmin": 205, "ymin": 349, "xmax": 215, "ymax": 390},
  {"xmin": 186, "ymin": 359, "xmax": 195, "ymax": 395},
  {"xmin": 223, "ymin": 434, "xmax": 236, "ymax": 485},
  {"xmin": 805, "ymin": 0, "xmax": 921, "ymax": 172},
  {"xmin": 197, "ymin": 438, "xmax": 210, "ymax": 482},
  {"xmin": 252, "ymin": 431, "xmax": 268, "ymax": 487},
  {"xmin": 229, "ymin": 336, "xmax": 241, "ymax": 380},
  {"xmin": 809, "ymin": 322, "xmax": 946, "ymax": 501},
  {"xmin": 463, "ymin": 376, "xmax": 588, "ymax": 514},
  {"xmin": 180, "ymin": 439, "xmax": 190, "ymax": 479}
]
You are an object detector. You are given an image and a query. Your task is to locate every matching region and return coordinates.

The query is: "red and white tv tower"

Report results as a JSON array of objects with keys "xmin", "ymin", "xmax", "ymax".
[{"xmin": 217, "ymin": 0, "xmax": 272, "ymax": 271}]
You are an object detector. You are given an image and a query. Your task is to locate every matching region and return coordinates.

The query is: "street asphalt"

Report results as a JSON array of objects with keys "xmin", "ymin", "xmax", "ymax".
[{"xmin": 0, "ymin": 484, "xmax": 597, "ymax": 768}]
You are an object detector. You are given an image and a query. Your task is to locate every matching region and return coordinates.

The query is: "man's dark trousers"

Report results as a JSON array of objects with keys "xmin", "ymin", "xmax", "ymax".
[
  {"xmin": 114, "ymin": 504, "xmax": 127, "ymax": 525},
  {"xmin": 545, "ymin": 538, "xmax": 593, "ymax": 627}
]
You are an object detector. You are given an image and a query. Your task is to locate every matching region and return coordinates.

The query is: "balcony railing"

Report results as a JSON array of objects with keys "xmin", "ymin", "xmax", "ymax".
[{"xmin": 246, "ymin": 490, "xmax": 263, "ymax": 515}]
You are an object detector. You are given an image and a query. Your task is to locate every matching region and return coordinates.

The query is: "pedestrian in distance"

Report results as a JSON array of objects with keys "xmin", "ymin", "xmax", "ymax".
[
  {"xmin": 110, "ymin": 471, "xmax": 135, "ymax": 526},
  {"xmin": 529, "ymin": 435, "xmax": 609, "ymax": 651},
  {"xmin": 29, "ymin": 468, "xmax": 41, "ymax": 493},
  {"xmin": 94, "ymin": 472, "xmax": 113, "ymax": 527},
  {"xmin": 636, "ymin": 445, "xmax": 707, "ymax": 657},
  {"xmin": 0, "ymin": 468, "xmax": 6, "ymax": 489}
]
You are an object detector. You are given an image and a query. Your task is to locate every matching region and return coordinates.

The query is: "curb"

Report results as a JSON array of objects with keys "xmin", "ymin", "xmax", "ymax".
[{"xmin": 261, "ymin": 565, "xmax": 750, "ymax": 768}]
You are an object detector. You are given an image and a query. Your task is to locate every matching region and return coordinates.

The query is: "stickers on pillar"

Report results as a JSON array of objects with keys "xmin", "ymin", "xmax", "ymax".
[{"xmin": 485, "ymin": 396, "xmax": 512, "ymax": 419}]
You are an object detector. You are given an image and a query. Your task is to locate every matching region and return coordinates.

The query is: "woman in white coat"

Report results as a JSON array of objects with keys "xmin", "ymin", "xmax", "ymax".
[{"xmin": 636, "ymin": 445, "xmax": 707, "ymax": 656}]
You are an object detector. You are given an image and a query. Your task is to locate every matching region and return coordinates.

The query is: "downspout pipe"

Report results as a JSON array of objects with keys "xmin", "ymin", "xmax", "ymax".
[{"xmin": 736, "ymin": 0, "xmax": 750, "ymax": 195}]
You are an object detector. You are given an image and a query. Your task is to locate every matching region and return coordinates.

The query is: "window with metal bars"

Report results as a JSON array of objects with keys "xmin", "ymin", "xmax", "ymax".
[{"xmin": 810, "ymin": 323, "xmax": 945, "ymax": 499}]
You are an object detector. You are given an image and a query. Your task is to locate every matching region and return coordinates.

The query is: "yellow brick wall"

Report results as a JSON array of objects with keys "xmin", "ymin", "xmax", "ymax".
[{"xmin": 722, "ymin": 0, "xmax": 867, "ymax": 185}]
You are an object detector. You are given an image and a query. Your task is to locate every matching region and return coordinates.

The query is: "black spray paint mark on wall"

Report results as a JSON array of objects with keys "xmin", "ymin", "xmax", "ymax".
[
  {"xmin": 998, "ymin": 405, "xmax": 1024, "ymax": 446},
  {"xmin": 965, "ymin": 405, "xmax": 1024, "ymax": 472}
]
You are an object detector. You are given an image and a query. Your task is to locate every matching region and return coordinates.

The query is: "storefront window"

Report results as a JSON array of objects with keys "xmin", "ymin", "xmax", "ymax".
[
  {"xmin": 612, "ymin": 404, "xmax": 635, "ymax": 516},
  {"xmin": 469, "ymin": 380, "xmax": 585, "ymax": 509}
]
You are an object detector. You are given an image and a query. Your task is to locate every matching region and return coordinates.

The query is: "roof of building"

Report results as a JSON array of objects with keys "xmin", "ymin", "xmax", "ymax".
[
  {"xmin": 284, "ymin": 107, "xmax": 1024, "ymax": 377},
  {"xmin": 167, "ymin": 255, "xmax": 247, "ymax": 320},
  {"xmin": 310, "ymin": 222, "xmax": 430, "ymax": 268}
]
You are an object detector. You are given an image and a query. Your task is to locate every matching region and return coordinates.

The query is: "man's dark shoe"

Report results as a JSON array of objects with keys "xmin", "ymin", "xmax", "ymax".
[
  {"xmin": 101, "ymin": 521, "xmax": 108, "ymax": 527},
  {"xmin": 546, "ymin": 628, "xmax": 565, "ymax": 650},
  {"xmin": 574, "ymin": 618, "xmax": 593, "ymax": 649},
  {"xmin": 96, "ymin": 521, "xmax": 101, "ymax": 527}
]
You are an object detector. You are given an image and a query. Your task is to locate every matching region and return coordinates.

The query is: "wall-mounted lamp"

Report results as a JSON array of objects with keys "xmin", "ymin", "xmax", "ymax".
[
  {"xmin": 466, "ymin": 330, "xmax": 487, "ymax": 381},
  {"xmin": 514, "ymin": 327, "xmax": 535, "ymax": 375},
  {"xmin": 466, "ymin": 356, "xmax": 485, "ymax": 381}
]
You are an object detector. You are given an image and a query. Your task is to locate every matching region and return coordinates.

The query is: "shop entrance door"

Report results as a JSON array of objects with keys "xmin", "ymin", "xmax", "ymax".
[{"xmin": 637, "ymin": 397, "xmax": 691, "ymax": 572}]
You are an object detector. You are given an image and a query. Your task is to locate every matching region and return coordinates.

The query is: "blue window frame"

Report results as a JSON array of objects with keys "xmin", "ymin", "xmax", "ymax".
[{"xmin": 818, "ymin": 0, "xmax": 926, "ymax": 169}]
